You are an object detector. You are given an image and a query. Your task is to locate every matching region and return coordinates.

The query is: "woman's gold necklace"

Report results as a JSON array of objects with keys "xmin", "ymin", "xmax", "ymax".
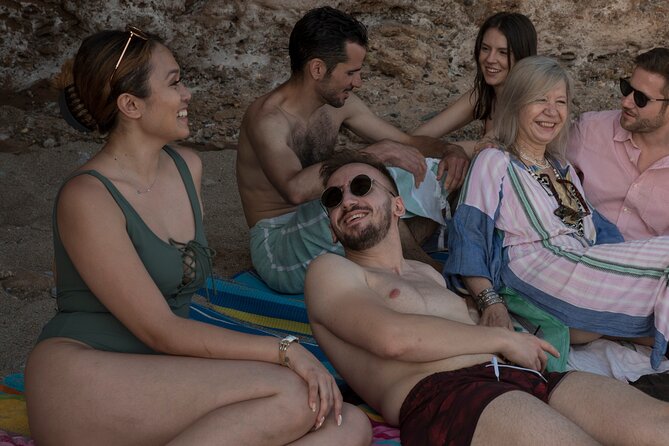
[{"xmin": 109, "ymin": 152, "xmax": 160, "ymax": 195}]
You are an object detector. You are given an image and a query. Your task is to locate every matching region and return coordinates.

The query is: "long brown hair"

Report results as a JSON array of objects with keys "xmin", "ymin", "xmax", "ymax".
[{"xmin": 472, "ymin": 12, "xmax": 537, "ymax": 121}]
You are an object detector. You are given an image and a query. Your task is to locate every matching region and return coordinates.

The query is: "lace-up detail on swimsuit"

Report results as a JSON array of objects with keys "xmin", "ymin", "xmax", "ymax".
[{"xmin": 169, "ymin": 239, "xmax": 215, "ymax": 289}]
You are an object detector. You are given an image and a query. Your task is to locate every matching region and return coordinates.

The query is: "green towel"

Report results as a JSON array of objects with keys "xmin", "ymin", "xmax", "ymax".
[{"xmin": 501, "ymin": 286, "xmax": 570, "ymax": 372}]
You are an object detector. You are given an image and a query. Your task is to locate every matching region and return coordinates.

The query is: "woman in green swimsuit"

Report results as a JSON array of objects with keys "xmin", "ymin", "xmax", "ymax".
[{"xmin": 25, "ymin": 26, "xmax": 370, "ymax": 445}]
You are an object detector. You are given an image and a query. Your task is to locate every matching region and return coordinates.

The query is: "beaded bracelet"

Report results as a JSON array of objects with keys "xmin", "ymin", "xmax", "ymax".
[{"xmin": 475, "ymin": 287, "xmax": 506, "ymax": 312}]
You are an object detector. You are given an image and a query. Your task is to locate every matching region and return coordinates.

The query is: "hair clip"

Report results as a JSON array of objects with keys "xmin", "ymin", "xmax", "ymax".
[{"xmin": 58, "ymin": 85, "xmax": 92, "ymax": 133}]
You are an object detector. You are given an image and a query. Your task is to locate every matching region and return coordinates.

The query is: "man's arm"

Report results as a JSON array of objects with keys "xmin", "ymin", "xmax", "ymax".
[
  {"xmin": 243, "ymin": 110, "xmax": 323, "ymax": 205},
  {"xmin": 341, "ymin": 95, "xmax": 469, "ymax": 190},
  {"xmin": 305, "ymin": 254, "xmax": 557, "ymax": 371}
]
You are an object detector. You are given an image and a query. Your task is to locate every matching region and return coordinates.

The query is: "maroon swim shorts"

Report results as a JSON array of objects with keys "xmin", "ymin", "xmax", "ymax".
[{"xmin": 398, "ymin": 361, "xmax": 568, "ymax": 446}]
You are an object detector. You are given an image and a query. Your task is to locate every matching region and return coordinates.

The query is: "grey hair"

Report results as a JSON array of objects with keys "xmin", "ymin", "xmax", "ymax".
[{"xmin": 493, "ymin": 55, "xmax": 573, "ymax": 161}]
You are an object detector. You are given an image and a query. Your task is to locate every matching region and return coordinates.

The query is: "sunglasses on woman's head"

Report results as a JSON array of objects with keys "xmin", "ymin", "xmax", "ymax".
[
  {"xmin": 110, "ymin": 26, "xmax": 149, "ymax": 83},
  {"xmin": 321, "ymin": 174, "xmax": 397, "ymax": 210},
  {"xmin": 619, "ymin": 78, "xmax": 669, "ymax": 108}
]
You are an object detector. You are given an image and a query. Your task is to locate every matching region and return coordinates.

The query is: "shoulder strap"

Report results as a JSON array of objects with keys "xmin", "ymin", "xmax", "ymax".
[
  {"xmin": 53, "ymin": 169, "xmax": 134, "ymax": 217},
  {"xmin": 163, "ymin": 146, "xmax": 204, "ymax": 239},
  {"xmin": 52, "ymin": 169, "xmax": 138, "ymax": 256}
]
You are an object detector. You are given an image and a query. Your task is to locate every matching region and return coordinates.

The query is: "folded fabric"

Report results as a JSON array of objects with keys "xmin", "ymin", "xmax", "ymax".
[
  {"xmin": 388, "ymin": 158, "xmax": 450, "ymax": 225},
  {"xmin": 501, "ymin": 287, "xmax": 570, "ymax": 372},
  {"xmin": 568, "ymin": 338, "xmax": 669, "ymax": 382}
]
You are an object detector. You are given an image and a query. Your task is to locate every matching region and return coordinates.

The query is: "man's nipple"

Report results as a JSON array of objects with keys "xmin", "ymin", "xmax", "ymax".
[{"xmin": 388, "ymin": 288, "xmax": 400, "ymax": 299}]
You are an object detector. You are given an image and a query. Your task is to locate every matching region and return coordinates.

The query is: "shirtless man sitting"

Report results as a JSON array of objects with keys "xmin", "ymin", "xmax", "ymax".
[
  {"xmin": 237, "ymin": 6, "xmax": 468, "ymax": 294},
  {"xmin": 305, "ymin": 149, "xmax": 669, "ymax": 445}
]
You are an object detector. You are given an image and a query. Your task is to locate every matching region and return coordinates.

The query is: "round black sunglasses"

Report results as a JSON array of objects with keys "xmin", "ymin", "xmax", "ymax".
[
  {"xmin": 619, "ymin": 78, "xmax": 669, "ymax": 108},
  {"xmin": 321, "ymin": 174, "xmax": 397, "ymax": 209}
]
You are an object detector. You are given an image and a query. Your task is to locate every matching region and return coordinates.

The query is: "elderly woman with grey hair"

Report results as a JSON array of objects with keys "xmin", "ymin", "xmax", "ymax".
[{"xmin": 445, "ymin": 55, "xmax": 669, "ymax": 370}]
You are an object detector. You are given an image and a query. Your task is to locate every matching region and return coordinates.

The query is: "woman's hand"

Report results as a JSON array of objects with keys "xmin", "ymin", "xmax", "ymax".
[
  {"xmin": 286, "ymin": 343, "xmax": 342, "ymax": 430},
  {"xmin": 479, "ymin": 303, "xmax": 514, "ymax": 331}
]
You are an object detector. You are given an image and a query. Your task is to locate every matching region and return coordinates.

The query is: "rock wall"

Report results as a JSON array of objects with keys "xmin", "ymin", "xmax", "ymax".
[{"xmin": 1, "ymin": 0, "xmax": 668, "ymax": 150}]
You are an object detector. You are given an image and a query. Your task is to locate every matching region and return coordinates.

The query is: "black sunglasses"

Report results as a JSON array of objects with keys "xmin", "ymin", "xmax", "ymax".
[
  {"xmin": 321, "ymin": 174, "xmax": 397, "ymax": 209},
  {"xmin": 619, "ymin": 78, "xmax": 669, "ymax": 108}
]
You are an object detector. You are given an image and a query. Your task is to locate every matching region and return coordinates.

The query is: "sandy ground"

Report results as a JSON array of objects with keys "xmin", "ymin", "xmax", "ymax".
[{"xmin": 0, "ymin": 143, "xmax": 251, "ymax": 377}]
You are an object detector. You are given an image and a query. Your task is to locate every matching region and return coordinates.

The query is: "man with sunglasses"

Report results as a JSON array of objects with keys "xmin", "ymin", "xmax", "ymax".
[
  {"xmin": 237, "ymin": 7, "xmax": 468, "ymax": 294},
  {"xmin": 567, "ymin": 47, "xmax": 669, "ymax": 240},
  {"xmin": 306, "ymin": 149, "xmax": 669, "ymax": 446}
]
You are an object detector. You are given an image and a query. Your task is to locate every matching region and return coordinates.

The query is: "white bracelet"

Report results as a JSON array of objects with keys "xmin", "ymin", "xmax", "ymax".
[{"xmin": 278, "ymin": 335, "xmax": 299, "ymax": 368}]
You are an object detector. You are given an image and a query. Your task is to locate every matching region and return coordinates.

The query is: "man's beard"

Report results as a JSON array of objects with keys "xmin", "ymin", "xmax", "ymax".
[
  {"xmin": 621, "ymin": 107, "xmax": 667, "ymax": 133},
  {"xmin": 322, "ymin": 87, "xmax": 348, "ymax": 108},
  {"xmin": 334, "ymin": 205, "xmax": 392, "ymax": 251},
  {"xmin": 319, "ymin": 76, "xmax": 349, "ymax": 108}
]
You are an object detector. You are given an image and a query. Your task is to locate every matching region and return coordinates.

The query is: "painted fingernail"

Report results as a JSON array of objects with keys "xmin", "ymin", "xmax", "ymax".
[
  {"xmin": 310, "ymin": 403, "xmax": 316, "ymax": 412},
  {"xmin": 337, "ymin": 414, "xmax": 342, "ymax": 426}
]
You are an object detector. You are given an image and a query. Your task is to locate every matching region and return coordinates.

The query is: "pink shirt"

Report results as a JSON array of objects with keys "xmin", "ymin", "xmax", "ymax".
[{"xmin": 567, "ymin": 110, "xmax": 669, "ymax": 240}]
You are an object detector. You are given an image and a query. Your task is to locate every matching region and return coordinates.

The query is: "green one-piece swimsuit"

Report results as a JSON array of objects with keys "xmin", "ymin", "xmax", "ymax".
[{"xmin": 37, "ymin": 146, "xmax": 212, "ymax": 353}]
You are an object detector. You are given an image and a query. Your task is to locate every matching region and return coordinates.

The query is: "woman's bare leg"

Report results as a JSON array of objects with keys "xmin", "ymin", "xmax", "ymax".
[
  {"xmin": 569, "ymin": 328, "xmax": 602, "ymax": 344},
  {"xmin": 26, "ymin": 339, "xmax": 370, "ymax": 446},
  {"xmin": 288, "ymin": 404, "xmax": 371, "ymax": 446}
]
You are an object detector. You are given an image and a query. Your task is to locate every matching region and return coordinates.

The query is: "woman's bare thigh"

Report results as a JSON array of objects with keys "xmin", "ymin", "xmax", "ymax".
[{"xmin": 26, "ymin": 338, "xmax": 308, "ymax": 445}]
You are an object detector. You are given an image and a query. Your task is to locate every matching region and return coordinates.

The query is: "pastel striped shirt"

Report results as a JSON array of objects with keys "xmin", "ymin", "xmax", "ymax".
[{"xmin": 445, "ymin": 148, "xmax": 669, "ymax": 369}]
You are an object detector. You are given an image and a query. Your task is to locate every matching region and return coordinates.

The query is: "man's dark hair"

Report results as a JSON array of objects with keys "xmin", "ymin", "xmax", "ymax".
[
  {"xmin": 635, "ymin": 48, "xmax": 669, "ymax": 96},
  {"xmin": 289, "ymin": 6, "xmax": 368, "ymax": 74},
  {"xmin": 320, "ymin": 149, "xmax": 398, "ymax": 194}
]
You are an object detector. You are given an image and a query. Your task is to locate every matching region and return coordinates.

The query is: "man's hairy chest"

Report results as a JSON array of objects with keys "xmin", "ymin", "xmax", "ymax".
[{"xmin": 290, "ymin": 110, "xmax": 341, "ymax": 167}]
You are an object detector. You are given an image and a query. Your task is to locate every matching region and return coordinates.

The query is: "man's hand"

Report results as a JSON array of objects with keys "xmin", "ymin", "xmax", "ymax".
[
  {"xmin": 363, "ymin": 139, "xmax": 427, "ymax": 186},
  {"xmin": 436, "ymin": 143, "xmax": 469, "ymax": 191},
  {"xmin": 502, "ymin": 331, "xmax": 560, "ymax": 372},
  {"xmin": 479, "ymin": 303, "xmax": 514, "ymax": 331}
]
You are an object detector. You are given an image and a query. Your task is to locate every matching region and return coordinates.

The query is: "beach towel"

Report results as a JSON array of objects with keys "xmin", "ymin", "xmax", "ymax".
[
  {"xmin": 191, "ymin": 271, "xmax": 344, "ymax": 385},
  {"xmin": 360, "ymin": 404, "xmax": 402, "ymax": 445},
  {"xmin": 0, "ymin": 373, "xmax": 33, "ymax": 445}
]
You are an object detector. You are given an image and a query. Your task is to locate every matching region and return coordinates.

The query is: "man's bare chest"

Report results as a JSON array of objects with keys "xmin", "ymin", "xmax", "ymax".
[
  {"xmin": 368, "ymin": 271, "xmax": 465, "ymax": 318},
  {"xmin": 290, "ymin": 111, "xmax": 341, "ymax": 167}
]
